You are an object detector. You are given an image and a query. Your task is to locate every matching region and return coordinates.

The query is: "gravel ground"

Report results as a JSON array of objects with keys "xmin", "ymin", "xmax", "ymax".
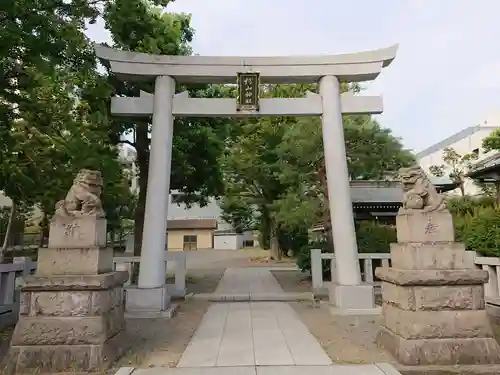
[
  {"xmin": 271, "ymin": 269, "xmax": 312, "ymax": 293},
  {"xmin": 184, "ymin": 269, "xmax": 226, "ymax": 294},
  {"xmin": 290, "ymin": 301, "xmax": 392, "ymax": 364},
  {"xmin": 116, "ymin": 300, "xmax": 210, "ymax": 369}
]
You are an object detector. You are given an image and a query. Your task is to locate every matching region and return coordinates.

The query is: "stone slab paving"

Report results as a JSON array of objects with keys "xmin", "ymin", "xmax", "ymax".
[
  {"xmin": 214, "ymin": 267, "xmax": 285, "ymax": 294},
  {"xmin": 178, "ymin": 268, "xmax": 330, "ymax": 367},
  {"xmin": 120, "ymin": 363, "xmax": 398, "ymax": 375},
  {"xmin": 177, "ymin": 301, "xmax": 332, "ymax": 367}
]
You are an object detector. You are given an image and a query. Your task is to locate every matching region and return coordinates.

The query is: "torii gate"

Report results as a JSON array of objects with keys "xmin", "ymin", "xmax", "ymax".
[{"xmin": 95, "ymin": 44, "xmax": 398, "ymax": 315}]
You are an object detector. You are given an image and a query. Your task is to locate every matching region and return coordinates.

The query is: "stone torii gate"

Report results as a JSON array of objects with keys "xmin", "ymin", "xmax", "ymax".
[{"xmin": 95, "ymin": 44, "xmax": 398, "ymax": 315}]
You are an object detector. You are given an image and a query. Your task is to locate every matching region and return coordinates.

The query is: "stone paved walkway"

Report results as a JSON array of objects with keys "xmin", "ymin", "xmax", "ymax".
[
  {"xmin": 215, "ymin": 268, "xmax": 285, "ymax": 294},
  {"xmin": 116, "ymin": 268, "xmax": 400, "ymax": 375},
  {"xmin": 178, "ymin": 267, "xmax": 330, "ymax": 367},
  {"xmin": 177, "ymin": 301, "xmax": 332, "ymax": 367}
]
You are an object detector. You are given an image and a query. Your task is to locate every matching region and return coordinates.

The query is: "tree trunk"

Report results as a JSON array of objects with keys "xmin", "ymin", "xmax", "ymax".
[
  {"xmin": 269, "ymin": 218, "xmax": 281, "ymax": 260},
  {"xmin": 459, "ymin": 181, "xmax": 465, "ymax": 196},
  {"xmin": 38, "ymin": 211, "xmax": 45, "ymax": 248},
  {"xmin": 319, "ymin": 165, "xmax": 334, "ymax": 252},
  {"xmin": 134, "ymin": 124, "xmax": 149, "ymax": 257},
  {"xmin": 38, "ymin": 211, "xmax": 49, "ymax": 248},
  {"xmin": 495, "ymin": 181, "xmax": 500, "ymax": 207},
  {"xmin": 0, "ymin": 201, "xmax": 16, "ymax": 263},
  {"xmin": 258, "ymin": 205, "xmax": 271, "ymax": 250}
]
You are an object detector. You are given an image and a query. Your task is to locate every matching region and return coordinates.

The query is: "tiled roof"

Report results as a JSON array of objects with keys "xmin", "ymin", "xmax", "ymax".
[
  {"xmin": 167, "ymin": 219, "xmax": 218, "ymax": 230},
  {"xmin": 468, "ymin": 152, "xmax": 500, "ymax": 177},
  {"xmin": 350, "ymin": 176, "xmax": 457, "ymax": 204}
]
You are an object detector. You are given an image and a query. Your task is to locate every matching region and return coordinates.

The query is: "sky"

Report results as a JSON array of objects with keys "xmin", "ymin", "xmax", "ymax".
[{"xmin": 86, "ymin": 0, "xmax": 500, "ymax": 153}]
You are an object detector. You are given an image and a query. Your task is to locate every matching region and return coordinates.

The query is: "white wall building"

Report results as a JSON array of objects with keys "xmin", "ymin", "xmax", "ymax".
[{"xmin": 417, "ymin": 117, "xmax": 500, "ymax": 195}]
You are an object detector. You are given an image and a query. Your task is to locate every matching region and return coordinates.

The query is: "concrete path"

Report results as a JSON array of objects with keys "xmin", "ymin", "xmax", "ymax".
[
  {"xmin": 116, "ymin": 268, "xmax": 401, "ymax": 375},
  {"xmin": 178, "ymin": 267, "xmax": 331, "ymax": 367}
]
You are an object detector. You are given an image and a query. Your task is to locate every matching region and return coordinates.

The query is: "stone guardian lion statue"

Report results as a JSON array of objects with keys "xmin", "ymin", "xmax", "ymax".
[
  {"xmin": 54, "ymin": 169, "xmax": 105, "ymax": 217},
  {"xmin": 398, "ymin": 165, "xmax": 447, "ymax": 214}
]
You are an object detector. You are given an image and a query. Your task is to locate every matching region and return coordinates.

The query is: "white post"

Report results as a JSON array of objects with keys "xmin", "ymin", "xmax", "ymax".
[
  {"xmin": 311, "ymin": 249, "xmax": 323, "ymax": 293},
  {"xmin": 138, "ymin": 75, "xmax": 175, "ymax": 289},
  {"xmin": 319, "ymin": 75, "xmax": 361, "ymax": 286}
]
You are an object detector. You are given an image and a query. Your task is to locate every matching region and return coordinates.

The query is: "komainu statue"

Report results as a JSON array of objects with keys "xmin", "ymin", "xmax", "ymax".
[
  {"xmin": 54, "ymin": 169, "xmax": 105, "ymax": 217},
  {"xmin": 398, "ymin": 165, "xmax": 447, "ymax": 214}
]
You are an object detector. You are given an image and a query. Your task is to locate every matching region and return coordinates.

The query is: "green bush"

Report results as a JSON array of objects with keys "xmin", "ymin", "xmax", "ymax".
[
  {"xmin": 448, "ymin": 195, "xmax": 496, "ymax": 217},
  {"xmin": 356, "ymin": 221, "xmax": 396, "ymax": 253},
  {"xmin": 295, "ymin": 238, "xmax": 331, "ymax": 276},
  {"xmin": 447, "ymin": 196, "xmax": 500, "ymax": 256},
  {"xmin": 278, "ymin": 226, "xmax": 309, "ymax": 257},
  {"xmin": 462, "ymin": 207, "xmax": 500, "ymax": 257},
  {"xmin": 295, "ymin": 221, "xmax": 395, "ymax": 276}
]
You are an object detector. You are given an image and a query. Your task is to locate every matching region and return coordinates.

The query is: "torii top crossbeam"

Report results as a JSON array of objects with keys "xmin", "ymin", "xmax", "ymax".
[{"xmin": 94, "ymin": 44, "xmax": 398, "ymax": 83}]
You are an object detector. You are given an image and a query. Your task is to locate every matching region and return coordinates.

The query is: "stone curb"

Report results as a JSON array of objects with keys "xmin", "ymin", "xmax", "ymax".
[{"xmin": 185, "ymin": 292, "xmax": 313, "ymax": 302}]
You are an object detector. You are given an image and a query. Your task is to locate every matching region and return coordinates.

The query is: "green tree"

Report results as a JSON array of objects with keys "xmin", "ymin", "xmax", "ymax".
[
  {"xmin": 102, "ymin": 1, "xmax": 233, "ymax": 254},
  {"xmin": 222, "ymin": 116, "xmax": 288, "ymax": 259},
  {"xmin": 429, "ymin": 147, "xmax": 478, "ymax": 196},
  {"xmin": 219, "ymin": 196, "xmax": 254, "ymax": 234},
  {"xmin": 2, "ymin": 66, "xmax": 130, "ymax": 248},
  {"xmin": 483, "ymin": 128, "xmax": 500, "ymax": 152},
  {"xmin": 276, "ymin": 104, "xmax": 414, "ymax": 250},
  {"xmin": 1, "ymin": 0, "xmax": 232, "ymax": 258},
  {"xmin": 222, "ymin": 84, "xmax": 413, "ymax": 259},
  {"xmin": 0, "ymin": 0, "xmax": 105, "ymax": 253}
]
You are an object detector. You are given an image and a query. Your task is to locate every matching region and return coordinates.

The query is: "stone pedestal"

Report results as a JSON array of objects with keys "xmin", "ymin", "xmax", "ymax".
[
  {"xmin": 3, "ymin": 216, "xmax": 129, "ymax": 374},
  {"xmin": 376, "ymin": 210, "xmax": 500, "ymax": 367},
  {"xmin": 328, "ymin": 284, "xmax": 381, "ymax": 315}
]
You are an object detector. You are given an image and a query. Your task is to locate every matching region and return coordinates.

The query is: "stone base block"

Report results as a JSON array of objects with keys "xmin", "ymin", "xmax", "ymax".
[
  {"xmin": 390, "ymin": 242, "xmax": 470, "ymax": 270},
  {"xmin": 377, "ymin": 325, "xmax": 500, "ymax": 366},
  {"xmin": 48, "ymin": 215, "xmax": 107, "ymax": 248},
  {"xmin": 19, "ymin": 286, "xmax": 124, "ymax": 318},
  {"xmin": 11, "ymin": 305, "xmax": 125, "ymax": 345},
  {"xmin": 125, "ymin": 303, "xmax": 179, "ymax": 319},
  {"xmin": 36, "ymin": 246, "xmax": 114, "ymax": 276},
  {"xmin": 328, "ymin": 284, "xmax": 380, "ymax": 315},
  {"xmin": 381, "ymin": 303, "xmax": 494, "ymax": 339},
  {"xmin": 20, "ymin": 271, "xmax": 129, "ymax": 292},
  {"xmin": 3, "ymin": 272, "xmax": 129, "ymax": 373},
  {"xmin": 376, "ymin": 267, "xmax": 488, "ymax": 286},
  {"xmin": 381, "ymin": 282, "xmax": 485, "ymax": 311},
  {"xmin": 125, "ymin": 285, "xmax": 171, "ymax": 317},
  {"xmin": 3, "ymin": 330, "xmax": 127, "ymax": 374},
  {"xmin": 396, "ymin": 211, "xmax": 454, "ymax": 243}
]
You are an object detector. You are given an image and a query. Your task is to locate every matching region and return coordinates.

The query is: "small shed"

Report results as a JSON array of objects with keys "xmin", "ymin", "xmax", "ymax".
[{"xmin": 166, "ymin": 219, "xmax": 218, "ymax": 251}]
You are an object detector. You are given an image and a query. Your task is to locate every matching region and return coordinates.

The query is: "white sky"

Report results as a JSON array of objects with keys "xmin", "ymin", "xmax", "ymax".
[{"xmin": 86, "ymin": 0, "xmax": 500, "ymax": 153}]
